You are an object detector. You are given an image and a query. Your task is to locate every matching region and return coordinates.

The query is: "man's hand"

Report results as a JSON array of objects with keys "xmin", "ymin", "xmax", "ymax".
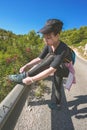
[
  {"xmin": 20, "ymin": 66, "xmax": 26, "ymax": 73},
  {"xmin": 22, "ymin": 77, "xmax": 34, "ymax": 85}
]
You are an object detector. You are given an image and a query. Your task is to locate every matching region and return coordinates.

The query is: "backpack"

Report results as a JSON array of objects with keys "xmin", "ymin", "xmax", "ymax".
[
  {"xmin": 65, "ymin": 47, "xmax": 76, "ymax": 65},
  {"xmin": 70, "ymin": 49, "xmax": 76, "ymax": 65}
]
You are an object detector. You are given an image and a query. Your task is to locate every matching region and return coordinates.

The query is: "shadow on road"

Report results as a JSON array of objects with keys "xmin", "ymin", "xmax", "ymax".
[
  {"xmin": 28, "ymin": 77, "xmax": 75, "ymax": 130},
  {"xmin": 51, "ymin": 85, "xmax": 75, "ymax": 130},
  {"xmin": 67, "ymin": 95, "xmax": 87, "ymax": 119}
]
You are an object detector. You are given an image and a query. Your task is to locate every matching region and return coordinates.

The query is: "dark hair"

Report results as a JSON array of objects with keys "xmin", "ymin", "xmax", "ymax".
[
  {"xmin": 46, "ymin": 19, "xmax": 63, "ymax": 35},
  {"xmin": 38, "ymin": 19, "xmax": 63, "ymax": 35}
]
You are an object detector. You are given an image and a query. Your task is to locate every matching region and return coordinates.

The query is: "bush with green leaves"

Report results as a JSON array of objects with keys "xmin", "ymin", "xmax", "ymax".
[{"xmin": 0, "ymin": 30, "xmax": 44, "ymax": 102}]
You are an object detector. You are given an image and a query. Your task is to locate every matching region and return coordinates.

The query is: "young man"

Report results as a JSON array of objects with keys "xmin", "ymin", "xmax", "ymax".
[{"xmin": 8, "ymin": 19, "xmax": 75, "ymax": 107}]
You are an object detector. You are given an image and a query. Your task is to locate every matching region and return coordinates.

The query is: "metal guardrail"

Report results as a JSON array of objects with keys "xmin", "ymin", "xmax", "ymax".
[{"xmin": 0, "ymin": 84, "xmax": 26, "ymax": 129}]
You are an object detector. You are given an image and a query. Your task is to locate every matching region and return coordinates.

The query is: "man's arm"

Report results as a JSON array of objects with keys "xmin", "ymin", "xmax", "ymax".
[
  {"xmin": 22, "ymin": 67, "xmax": 56, "ymax": 85},
  {"xmin": 20, "ymin": 57, "xmax": 41, "ymax": 73}
]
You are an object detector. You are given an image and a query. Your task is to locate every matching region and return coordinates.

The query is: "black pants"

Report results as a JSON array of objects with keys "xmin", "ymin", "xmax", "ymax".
[
  {"xmin": 27, "ymin": 53, "xmax": 69, "ymax": 104},
  {"xmin": 53, "ymin": 65, "xmax": 69, "ymax": 104}
]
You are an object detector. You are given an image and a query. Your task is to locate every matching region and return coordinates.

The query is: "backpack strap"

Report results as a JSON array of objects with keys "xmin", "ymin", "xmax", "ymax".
[
  {"xmin": 64, "ymin": 47, "xmax": 76, "ymax": 65},
  {"xmin": 71, "ymin": 49, "xmax": 76, "ymax": 64}
]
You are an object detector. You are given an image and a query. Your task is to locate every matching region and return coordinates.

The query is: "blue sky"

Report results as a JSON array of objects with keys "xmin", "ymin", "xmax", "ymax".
[{"xmin": 0, "ymin": 0, "xmax": 87, "ymax": 34}]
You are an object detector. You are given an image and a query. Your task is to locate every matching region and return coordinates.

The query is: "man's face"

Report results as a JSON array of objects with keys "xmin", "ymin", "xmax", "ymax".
[{"xmin": 43, "ymin": 32, "xmax": 59, "ymax": 46}]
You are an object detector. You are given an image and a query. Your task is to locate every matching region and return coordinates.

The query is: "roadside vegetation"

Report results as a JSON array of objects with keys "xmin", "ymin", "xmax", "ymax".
[{"xmin": 0, "ymin": 26, "xmax": 87, "ymax": 102}]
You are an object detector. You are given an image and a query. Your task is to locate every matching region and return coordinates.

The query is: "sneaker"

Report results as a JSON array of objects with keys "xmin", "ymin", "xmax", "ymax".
[
  {"xmin": 48, "ymin": 102, "xmax": 61, "ymax": 110},
  {"xmin": 56, "ymin": 104, "xmax": 61, "ymax": 110},
  {"xmin": 8, "ymin": 72, "xmax": 26, "ymax": 83}
]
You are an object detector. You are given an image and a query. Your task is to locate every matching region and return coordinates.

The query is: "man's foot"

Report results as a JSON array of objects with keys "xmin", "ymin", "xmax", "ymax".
[
  {"xmin": 48, "ymin": 95, "xmax": 61, "ymax": 110},
  {"xmin": 48, "ymin": 102, "xmax": 61, "ymax": 110},
  {"xmin": 56, "ymin": 103, "xmax": 61, "ymax": 109},
  {"xmin": 8, "ymin": 72, "xmax": 26, "ymax": 83}
]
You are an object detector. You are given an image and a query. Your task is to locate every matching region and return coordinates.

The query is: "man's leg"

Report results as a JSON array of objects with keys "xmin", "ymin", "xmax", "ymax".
[
  {"xmin": 8, "ymin": 53, "xmax": 55, "ymax": 83},
  {"xmin": 27, "ymin": 53, "xmax": 55, "ymax": 76},
  {"xmin": 53, "ymin": 74, "xmax": 63, "ymax": 105},
  {"xmin": 53, "ymin": 65, "xmax": 69, "ymax": 105}
]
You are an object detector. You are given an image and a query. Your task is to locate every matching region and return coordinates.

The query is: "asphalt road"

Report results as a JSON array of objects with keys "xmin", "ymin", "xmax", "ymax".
[{"xmin": 1, "ymin": 55, "xmax": 87, "ymax": 130}]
